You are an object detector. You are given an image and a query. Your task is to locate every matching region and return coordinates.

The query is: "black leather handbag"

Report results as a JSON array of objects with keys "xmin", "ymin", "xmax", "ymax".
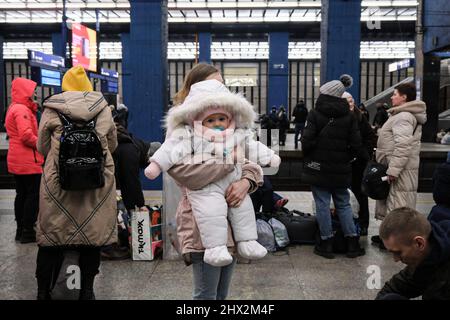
[{"xmin": 361, "ymin": 160, "xmax": 390, "ymax": 200}]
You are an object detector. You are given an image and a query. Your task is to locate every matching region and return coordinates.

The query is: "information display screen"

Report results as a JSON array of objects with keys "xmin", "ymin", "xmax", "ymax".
[
  {"xmin": 72, "ymin": 23, "xmax": 97, "ymax": 72},
  {"xmin": 41, "ymin": 68, "xmax": 61, "ymax": 87}
]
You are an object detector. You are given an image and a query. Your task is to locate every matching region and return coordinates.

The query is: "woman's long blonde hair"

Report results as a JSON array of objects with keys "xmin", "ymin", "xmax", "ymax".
[{"xmin": 173, "ymin": 63, "xmax": 220, "ymax": 106}]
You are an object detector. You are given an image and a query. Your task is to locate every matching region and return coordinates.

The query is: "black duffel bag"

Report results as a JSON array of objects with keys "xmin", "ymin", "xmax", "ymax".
[
  {"xmin": 361, "ymin": 160, "xmax": 390, "ymax": 200},
  {"xmin": 275, "ymin": 209, "xmax": 318, "ymax": 245}
]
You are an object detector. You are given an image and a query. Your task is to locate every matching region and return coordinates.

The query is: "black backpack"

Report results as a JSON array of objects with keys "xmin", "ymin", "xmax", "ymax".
[{"xmin": 57, "ymin": 112, "xmax": 105, "ymax": 191}]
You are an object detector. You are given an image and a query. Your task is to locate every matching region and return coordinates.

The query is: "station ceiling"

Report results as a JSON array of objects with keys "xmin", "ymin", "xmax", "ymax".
[
  {"xmin": 0, "ymin": 1, "xmax": 417, "ymax": 43},
  {"xmin": 0, "ymin": 0, "xmax": 418, "ymax": 24}
]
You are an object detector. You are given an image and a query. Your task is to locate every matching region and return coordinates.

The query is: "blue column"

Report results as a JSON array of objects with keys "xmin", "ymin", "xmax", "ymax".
[
  {"xmin": 123, "ymin": 0, "xmax": 168, "ymax": 190},
  {"xmin": 0, "ymin": 35, "xmax": 5, "ymax": 130},
  {"xmin": 51, "ymin": 33, "xmax": 64, "ymax": 93},
  {"xmin": 421, "ymin": 0, "xmax": 448, "ymax": 142},
  {"xmin": 268, "ymin": 32, "xmax": 289, "ymax": 114},
  {"xmin": 321, "ymin": 0, "xmax": 361, "ymax": 103},
  {"xmin": 198, "ymin": 32, "xmax": 211, "ymax": 64},
  {"xmin": 423, "ymin": 0, "xmax": 450, "ymax": 53}
]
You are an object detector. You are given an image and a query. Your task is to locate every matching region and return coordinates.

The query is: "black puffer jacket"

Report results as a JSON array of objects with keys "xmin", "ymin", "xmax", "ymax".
[
  {"xmin": 376, "ymin": 206, "xmax": 450, "ymax": 300},
  {"xmin": 301, "ymin": 94, "xmax": 361, "ymax": 188},
  {"xmin": 354, "ymin": 108, "xmax": 377, "ymax": 164}
]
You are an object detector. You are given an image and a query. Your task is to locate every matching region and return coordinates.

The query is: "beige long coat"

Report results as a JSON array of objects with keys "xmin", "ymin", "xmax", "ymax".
[
  {"xmin": 375, "ymin": 100, "xmax": 427, "ymax": 220},
  {"xmin": 36, "ymin": 91, "xmax": 118, "ymax": 246}
]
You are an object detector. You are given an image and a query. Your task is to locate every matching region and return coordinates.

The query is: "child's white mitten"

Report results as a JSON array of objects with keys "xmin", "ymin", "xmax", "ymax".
[
  {"xmin": 204, "ymin": 246, "xmax": 233, "ymax": 267},
  {"xmin": 269, "ymin": 154, "xmax": 281, "ymax": 167},
  {"xmin": 237, "ymin": 240, "xmax": 267, "ymax": 260},
  {"xmin": 144, "ymin": 162, "xmax": 162, "ymax": 180}
]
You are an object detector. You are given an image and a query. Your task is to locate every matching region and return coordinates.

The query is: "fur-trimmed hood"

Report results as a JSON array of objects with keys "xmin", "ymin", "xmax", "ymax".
[
  {"xmin": 165, "ymin": 79, "xmax": 257, "ymax": 133},
  {"xmin": 388, "ymin": 100, "xmax": 427, "ymax": 125}
]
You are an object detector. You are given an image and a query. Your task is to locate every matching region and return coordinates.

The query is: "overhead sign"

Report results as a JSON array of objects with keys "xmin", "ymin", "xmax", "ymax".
[
  {"xmin": 101, "ymin": 68, "xmax": 119, "ymax": 79},
  {"xmin": 72, "ymin": 23, "xmax": 97, "ymax": 72},
  {"xmin": 28, "ymin": 50, "xmax": 64, "ymax": 68},
  {"xmin": 389, "ymin": 59, "xmax": 414, "ymax": 72},
  {"xmin": 223, "ymin": 63, "xmax": 258, "ymax": 87}
]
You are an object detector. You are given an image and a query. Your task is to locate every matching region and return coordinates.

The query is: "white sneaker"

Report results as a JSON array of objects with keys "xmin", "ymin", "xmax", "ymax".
[
  {"xmin": 204, "ymin": 246, "xmax": 233, "ymax": 267},
  {"xmin": 237, "ymin": 240, "xmax": 267, "ymax": 260}
]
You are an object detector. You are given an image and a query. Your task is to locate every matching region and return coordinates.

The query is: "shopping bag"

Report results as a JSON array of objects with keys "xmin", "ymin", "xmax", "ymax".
[
  {"xmin": 131, "ymin": 209, "xmax": 152, "ymax": 260},
  {"xmin": 149, "ymin": 206, "xmax": 163, "ymax": 260},
  {"xmin": 131, "ymin": 206, "xmax": 163, "ymax": 261}
]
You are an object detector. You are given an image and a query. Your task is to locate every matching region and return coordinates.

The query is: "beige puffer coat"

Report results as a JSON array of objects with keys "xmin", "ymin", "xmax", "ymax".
[
  {"xmin": 375, "ymin": 100, "xmax": 427, "ymax": 220},
  {"xmin": 36, "ymin": 91, "xmax": 118, "ymax": 246}
]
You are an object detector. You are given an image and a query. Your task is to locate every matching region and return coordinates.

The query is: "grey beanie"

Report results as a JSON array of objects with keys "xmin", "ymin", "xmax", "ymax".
[{"xmin": 320, "ymin": 74, "xmax": 353, "ymax": 97}]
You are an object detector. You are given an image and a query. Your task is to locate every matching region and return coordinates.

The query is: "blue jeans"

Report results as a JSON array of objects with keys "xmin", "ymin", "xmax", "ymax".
[
  {"xmin": 294, "ymin": 123, "xmax": 305, "ymax": 147},
  {"xmin": 191, "ymin": 252, "xmax": 236, "ymax": 300},
  {"xmin": 311, "ymin": 186, "xmax": 358, "ymax": 240}
]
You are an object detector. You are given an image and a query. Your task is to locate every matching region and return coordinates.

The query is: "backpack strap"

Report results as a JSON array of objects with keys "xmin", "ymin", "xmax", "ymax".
[
  {"xmin": 56, "ymin": 111, "xmax": 74, "ymax": 131},
  {"xmin": 56, "ymin": 111, "xmax": 98, "ymax": 131}
]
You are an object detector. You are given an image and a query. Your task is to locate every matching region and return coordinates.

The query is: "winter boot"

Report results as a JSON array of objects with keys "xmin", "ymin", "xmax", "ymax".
[
  {"xmin": 20, "ymin": 228, "xmax": 36, "ymax": 244},
  {"xmin": 314, "ymin": 237, "xmax": 335, "ymax": 259},
  {"xmin": 15, "ymin": 227, "xmax": 22, "ymax": 241},
  {"xmin": 346, "ymin": 236, "xmax": 366, "ymax": 258},
  {"xmin": 79, "ymin": 274, "xmax": 96, "ymax": 300},
  {"xmin": 36, "ymin": 277, "xmax": 52, "ymax": 300},
  {"xmin": 371, "ymin": 235, "xmax": 386, "ymax": 250},
  {"xmin": 79, "ymin": 289, "xmax": 96, "ymax": 300}
]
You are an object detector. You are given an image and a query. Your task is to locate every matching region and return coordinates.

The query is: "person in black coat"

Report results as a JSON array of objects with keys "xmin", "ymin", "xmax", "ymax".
[
  {"xmin": 301, "ymin": 74, "xmax": 365, "ymax": 259},
  {"xmin": 292, "ymin": 100, "xmax": 308, "ymax": 149},
  {"xmin": 277, "ymin": 106, "xmax": 290, "ymax": 146},
  {"xmin": 343, "ymin": 92, "xmax": 377, "ymax": 236},
  {"xmin": 113, "ymin": 104, "xmax": 160, "ymax": 211},
  {"xmin": 260, "ymin": 107, "xmax": 279, "ymax": 147},
  {"xmin": 358, "ymin": 103, "xmax": 370, "ymax": 122},
  {"xmin": 372, "ymin": 102, "xmax": 389, "ymax": 132}
]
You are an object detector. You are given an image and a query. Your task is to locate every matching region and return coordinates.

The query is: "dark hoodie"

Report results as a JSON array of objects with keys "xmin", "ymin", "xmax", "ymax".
[
  {"xmin": 300, "ymin": 94, "xmax": 361, "ymax": 188},
  {"xmin": 376, "ymin": 208, "xmax": 450, "ymax": 300},
  {"xmin": 432, "ymin": 155, "xmax": 450, "ymax": 207}
]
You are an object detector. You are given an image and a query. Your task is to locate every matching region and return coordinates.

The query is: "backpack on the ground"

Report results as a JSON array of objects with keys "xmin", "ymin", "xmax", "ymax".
[
  {"xmin": 256, "ymin": 213, "xmax": 289, "ymax": 252},
  {"xmin": 256, "ymin": 214, "xmax": 276, "ymax": 252},
  {"xmin": 275, "ymin": 208, "xmax": 318, "ymax": 245},
  {"xmin": 57, "ymin": 112, "xmax": 105, "ymax": 190},
  {"xmin": 268, "ymin": 217, "xmax": 290, "ymax": 248}
]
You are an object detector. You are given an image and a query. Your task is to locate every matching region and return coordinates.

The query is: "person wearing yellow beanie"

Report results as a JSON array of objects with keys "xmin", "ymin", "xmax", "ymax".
[
  {"xmin": 62, "ymin": 65, "xmax": 93, "ymax": 92},
  {"xmin": 35, "ymin": 64, "xmax": 117, "ymax": 300}
]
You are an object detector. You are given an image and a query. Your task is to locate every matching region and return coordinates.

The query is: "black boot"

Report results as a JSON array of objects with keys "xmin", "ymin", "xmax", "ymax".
[
  {"xmin": 346, "ymin": 236, "xmax": 366, "ymax": 258},
  {"xmin": 314, "ymin": 238, "xmax": 335, "ymax": 259},
  {"xmin": 15, "ymin": 227, "xmax": 22, "ymax": 241},
  {"xmin": 36, "ymin": 277, "xmax": 52, "ymax": 300},
  {"xmin": 37, "ymin": 290, "xmax": 52, "ymax": 300},
  {"xmin": 79, "ymin": 275, "xmax": 96, "ymax": 300},
  {"xmin": 359, "ymin": 227, "xmax": 368, "ymax": 236},
  {"xmin": 20, "ymin": 228, "xmax": 36, "ymax": 244},
  {"xmin": 79, "ymin": 289, "xmax": 96, "ymax": 300},
  {"xmin": 371, "ymin": 235, "xmax": 386, "ymax": 250}
]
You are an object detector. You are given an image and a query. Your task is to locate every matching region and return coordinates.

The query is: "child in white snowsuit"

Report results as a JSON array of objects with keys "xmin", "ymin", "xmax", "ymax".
[{"xmin": 145, "ymin": 79, "xmax": 281, "ymax": 267}]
